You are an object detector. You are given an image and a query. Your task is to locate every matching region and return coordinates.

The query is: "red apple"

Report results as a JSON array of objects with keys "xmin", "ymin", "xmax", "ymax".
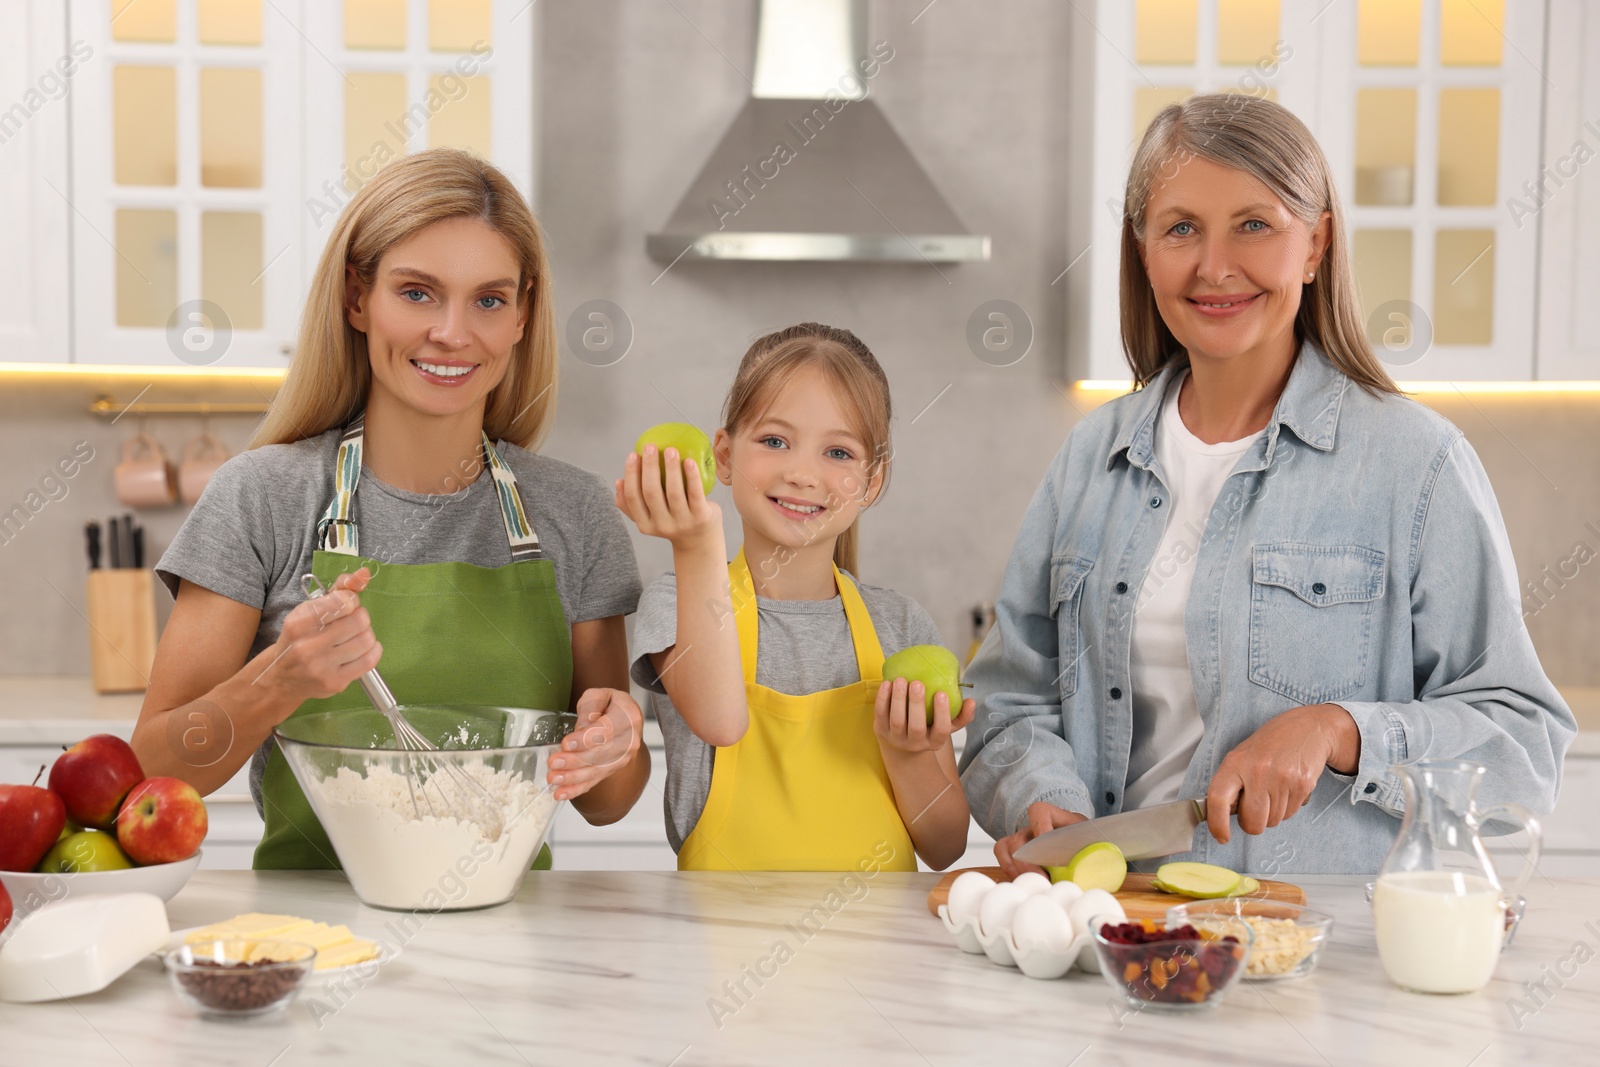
[
  {"xmin": 115, "ymin": 777, "xmax": 207, "ymax": 866},
  {"xmin": 49, "ymin": 734, "xmax": 144, "ymax": 831},
  {"xmin": 0, "ymin": 878, "xmax": 11, "ymax": 937},
  {"xmin": 0, "ymin": 784, "xmax": 67, "ymax": 872}
]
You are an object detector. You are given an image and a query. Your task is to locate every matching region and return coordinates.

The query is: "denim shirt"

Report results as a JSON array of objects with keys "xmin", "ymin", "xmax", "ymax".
[{"xmin": 959, "ymin": 343, "xmax": 1576, "ymax": 875}]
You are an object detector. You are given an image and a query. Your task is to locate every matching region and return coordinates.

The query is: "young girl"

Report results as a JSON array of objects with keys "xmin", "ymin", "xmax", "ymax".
[
  {"xmin": 617, "ymin": 323, "xmax": 974, "ymax": 872},
  {"xmin": 134, "ymin": 149, "xmax": 649, "ymax": 870}
]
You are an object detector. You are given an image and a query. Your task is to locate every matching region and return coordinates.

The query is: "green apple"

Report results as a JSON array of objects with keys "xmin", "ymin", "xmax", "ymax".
[
  {"xmin": 1153, "ymin": 861, "xmax": 1242, "ymax": 899},
  {"xmin": 881, "ymin": 644, "xmax": 966, "ymax": 725},
  {"xmin": 57, "ymin": 817, "xmax": 82, "ymax": 843},
  {"xmin": 635, "ymin": 423, "xmax": 716, "ymax": 497},
  {"xmin": 37, "ymin": 829, "xmax": 134, "ymax": 873},
  {"xmin": 1046, "ymin": 841, "xmax": 1127, "ymax": 893}
]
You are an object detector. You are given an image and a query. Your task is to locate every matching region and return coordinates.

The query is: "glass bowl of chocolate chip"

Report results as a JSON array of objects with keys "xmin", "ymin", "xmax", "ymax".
[{"xmin": 164, "ymin": 939, "xmax": 317, "ymax": 1018}]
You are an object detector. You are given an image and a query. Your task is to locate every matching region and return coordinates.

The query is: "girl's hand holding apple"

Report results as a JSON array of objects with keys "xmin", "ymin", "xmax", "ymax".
[
  {"xmin": 873, "ymin": 677, "xmax": 975, "ymax": 756},
  {"xmin": 614, "ymin": 446, "xmax": 722, "ymax": 550}
]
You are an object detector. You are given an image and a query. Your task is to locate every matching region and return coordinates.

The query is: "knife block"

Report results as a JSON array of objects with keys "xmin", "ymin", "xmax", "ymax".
[{"xmin": 86, "ymin": 570, "xmax": 157, "ymax": 693}]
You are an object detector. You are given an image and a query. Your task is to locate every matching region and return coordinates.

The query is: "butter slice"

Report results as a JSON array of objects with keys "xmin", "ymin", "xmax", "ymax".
[
  {"xmin": 312, "ymin": 938, "xmax": 380, "ymax": 970},
  {"xmin": 184, "ymin": 913, "xmax": 308, "ymax": 943},
  {"xmin": 184, "ymin": 913, "xmax": 379, "ymax": 971}
]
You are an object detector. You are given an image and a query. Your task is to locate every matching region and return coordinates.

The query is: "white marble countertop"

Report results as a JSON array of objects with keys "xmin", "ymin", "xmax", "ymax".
[{"xmin": 2, "ymin": 871, "xmax": 1596, "ymax": 1066}]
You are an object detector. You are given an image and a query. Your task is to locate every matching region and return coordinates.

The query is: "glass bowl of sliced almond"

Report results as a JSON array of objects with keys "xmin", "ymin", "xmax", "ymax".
[{"xmin": 1167, "ymin": 899, "xmax": 1333, "ymax": 981}]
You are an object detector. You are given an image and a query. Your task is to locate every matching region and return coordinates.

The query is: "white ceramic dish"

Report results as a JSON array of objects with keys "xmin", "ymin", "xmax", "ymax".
[
  {"xmin": 936, "ymin": 905, "xmax": 984, "ymax": 955},
  {"xmin": 0, "ymin": 851, "xmax": 201, "ymax": 906},
  {"xmin": 164, "ymin": 925, "xmax": 393, "ymax": 980},
  {"xmin": 0, "ymin": 893, "xmax": 170, "ymax": 1003},
  {"xmin": 976, "ymin": 923, "xmax": 1019, "ymax": 967}
]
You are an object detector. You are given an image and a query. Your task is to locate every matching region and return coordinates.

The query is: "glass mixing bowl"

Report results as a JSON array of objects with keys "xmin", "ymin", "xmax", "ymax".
[{"xmin": 274, "ymin": 705, "xmax": 574, "ymax": 912}]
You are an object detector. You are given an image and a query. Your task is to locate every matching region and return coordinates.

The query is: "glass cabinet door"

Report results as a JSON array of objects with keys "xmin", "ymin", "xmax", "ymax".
[{"xmin": 71, "ymin": 0, "xmax": 299, "ymax": 367}]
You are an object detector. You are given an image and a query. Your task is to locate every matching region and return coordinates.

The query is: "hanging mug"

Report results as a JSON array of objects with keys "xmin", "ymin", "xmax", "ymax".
[
  {"xmin": 179, "ymin": 430, "xmax": 232, "ymax": 504},
  {"xmin": 113, "ymin": 431, "xmax": 178, "ymax": 508}
]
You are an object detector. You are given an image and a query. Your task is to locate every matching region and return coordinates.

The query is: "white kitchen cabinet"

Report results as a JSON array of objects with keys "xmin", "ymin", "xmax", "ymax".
[
  {"xmin": 60, "ymin": 0, "xmax": 535, "ymax": 369},
  {"xmin": 1067, "ymin": 0, "xmax": 1557, "ymax": 383},
  {"xmin": 1534, "ymin": 0, "xmax": 1600, "ymax": 380},
  {"xmin": 0, "ymin": 0, "xmax": 72, "ymax": 364}
]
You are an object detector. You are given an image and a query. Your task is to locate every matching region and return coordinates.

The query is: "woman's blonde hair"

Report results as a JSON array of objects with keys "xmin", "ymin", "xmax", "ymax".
[
  {"xmin": 722, "ymin": 323, "xmax": 892, "ymax": 577},
  {"xmin": 251, "ymin": 148, "xmax": 558, "ymax": 449},
  {"xmin": 1120, "ymin": 93, "xmax": 1399, "ymax": 395}
]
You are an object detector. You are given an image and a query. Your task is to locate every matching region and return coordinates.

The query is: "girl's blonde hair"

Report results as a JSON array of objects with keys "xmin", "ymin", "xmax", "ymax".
[
  {"xmin": 1120, "ymin": 93, "xmax": 1399, "ymax": 396},
  {"xmin": 722, "ymin": 323, "xmax": 892, "ymax": 577},
  {"xmin": 251, "ymin": 148, "xmax": 558, "ymax": 449}
]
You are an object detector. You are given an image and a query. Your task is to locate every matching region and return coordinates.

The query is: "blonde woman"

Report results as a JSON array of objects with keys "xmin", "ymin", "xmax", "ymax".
[
  {"xmin": 132, "ymin": 149, "xmax": 649, "ymax": 870},
  {"xmin": 962, "ymin": 95, "xmax": 1574, "ymax": 876}
]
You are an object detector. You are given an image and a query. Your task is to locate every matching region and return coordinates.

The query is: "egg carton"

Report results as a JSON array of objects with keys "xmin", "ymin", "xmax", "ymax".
[
  {"xmin": 935, "ymin": 872, "xmax": 1126, "ymax": 980},
  {"xmin": 937, "ymin": 904, "xmax": 1104, "ymax": 979}
]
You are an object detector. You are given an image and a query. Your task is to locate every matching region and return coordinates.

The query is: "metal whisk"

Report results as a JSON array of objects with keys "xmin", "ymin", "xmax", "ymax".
[{"xmin": 300, "ymin": 574, "xmax": 505, "ymax": 840}]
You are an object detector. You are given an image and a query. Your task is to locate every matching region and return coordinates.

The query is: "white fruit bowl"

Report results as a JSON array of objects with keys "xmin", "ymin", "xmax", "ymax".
[{"xmin": 0, "ymin": 850, "xmax": 201, "ymax": 906}]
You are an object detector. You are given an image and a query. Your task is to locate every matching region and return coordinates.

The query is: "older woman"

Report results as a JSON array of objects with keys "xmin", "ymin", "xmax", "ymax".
[{"xmin": 961, "ymin": 95, "xmax": 1575, "ymax": 876}]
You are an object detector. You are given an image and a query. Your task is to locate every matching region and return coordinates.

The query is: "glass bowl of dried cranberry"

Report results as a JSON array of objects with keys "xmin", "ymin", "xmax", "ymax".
[{"xmin": 1089, "ymin": 915, "xmax": 1252, "ymax": 1012}]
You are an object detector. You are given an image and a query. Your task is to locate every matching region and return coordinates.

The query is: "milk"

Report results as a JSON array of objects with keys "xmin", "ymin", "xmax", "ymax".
[{"xmin": 1373, "ymin": 870, "xmax": 1506, "ymax": 993}]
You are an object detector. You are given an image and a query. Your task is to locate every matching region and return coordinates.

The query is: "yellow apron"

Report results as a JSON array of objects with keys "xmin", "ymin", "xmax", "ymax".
[{"xmin": 678, "ymin": 548, "xmax": 917, "ymax": 872}]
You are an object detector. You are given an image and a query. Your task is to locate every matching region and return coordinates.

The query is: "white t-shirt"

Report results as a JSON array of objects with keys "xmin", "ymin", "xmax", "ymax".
[{"xmin": 1123, "ymin": 373, "xmax": 1261, "ymax": 809}]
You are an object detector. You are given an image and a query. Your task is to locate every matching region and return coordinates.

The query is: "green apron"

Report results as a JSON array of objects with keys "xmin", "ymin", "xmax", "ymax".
[{"xmin": 254, "ymin": 415, "xmax": 573, "ymax": 870}]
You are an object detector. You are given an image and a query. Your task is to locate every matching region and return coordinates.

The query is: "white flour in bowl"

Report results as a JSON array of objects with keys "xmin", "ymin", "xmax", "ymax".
[{"xmin": 313, "ymin": 761, "xmax": 557, "ymax": 911}]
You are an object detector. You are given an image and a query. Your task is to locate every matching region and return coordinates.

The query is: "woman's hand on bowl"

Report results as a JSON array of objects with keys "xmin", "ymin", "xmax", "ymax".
[
  {"xmin": 260, "ymin": 568, "xmax": 380, "ymax": 705},
  {"xmin": 547, "ymin": 687, "xmax": 644, "ymax": 801}
]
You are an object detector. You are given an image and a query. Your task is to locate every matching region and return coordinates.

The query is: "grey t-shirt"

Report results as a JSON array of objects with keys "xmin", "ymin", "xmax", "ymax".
[
  {"xmin": 155, "ymin": 427, "xmax": 642, "ymax": 814},
  {"xmin": 629, "ymin": 571, "xmax": 943, "ymax": 852}
]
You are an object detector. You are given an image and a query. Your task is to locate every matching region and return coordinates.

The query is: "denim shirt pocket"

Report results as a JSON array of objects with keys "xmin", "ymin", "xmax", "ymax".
[
  {"xmin": 1249, "ymin": 543, "xmax": 1386, "ymax": 705},
  {"xmin": 1048, "ymin": 555, "xmax": 1094, "ymax": 699}
]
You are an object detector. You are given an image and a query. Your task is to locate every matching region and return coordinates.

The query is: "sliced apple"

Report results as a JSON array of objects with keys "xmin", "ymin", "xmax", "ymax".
[
  {"xmin": 1152, "ymin": 861, "xmax": 1242, "ymax": 899},
  {"xmin": 1229, "ymin": 875, "xmax": 1262, "ymax": 897},
  {"xmin": 1046, "ymin": 841, "xmax": 1127, "ymax": 893}
]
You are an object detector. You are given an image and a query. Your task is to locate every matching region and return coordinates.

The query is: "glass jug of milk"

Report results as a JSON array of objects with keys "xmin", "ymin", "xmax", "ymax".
[{"xmin": 1372, "ymin": 760, "xmax": 1542, "ymax": 994}]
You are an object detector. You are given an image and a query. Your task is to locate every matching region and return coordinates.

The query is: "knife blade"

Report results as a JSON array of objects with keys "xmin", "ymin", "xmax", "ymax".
[{"xmin": 1013, "ymin": 798, "xmax": 1209, "ymax": 866}]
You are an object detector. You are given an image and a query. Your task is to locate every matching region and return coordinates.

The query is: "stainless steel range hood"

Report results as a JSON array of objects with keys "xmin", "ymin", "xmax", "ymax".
[{"xmin": 647, "ymin": 0, "xmax": 990, "ymax": 264}]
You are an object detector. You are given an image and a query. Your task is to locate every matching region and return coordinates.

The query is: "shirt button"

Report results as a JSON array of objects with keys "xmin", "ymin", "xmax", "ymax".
[
  {"xmin": 1149, "ymin": 497, "xmax": 1163, "ymax": 508},
  {"xmin": 1115, "ymin": 581, "xmax": 1129, "ymax": 594},
  {"xmin": 1105, "ymin": 791, "xmax": 1116, "ymax": 804},
  {"xmin": 1364, "ymin": 782, "xmax": 1378, "ymax": 794},
  {"xmin": 1109, "ymin": 687, "xmax": 1122, "ymax": 699},
  {"xmin": 1312, "ymin": 582, "xmax": 1327, "ymax": 595}
]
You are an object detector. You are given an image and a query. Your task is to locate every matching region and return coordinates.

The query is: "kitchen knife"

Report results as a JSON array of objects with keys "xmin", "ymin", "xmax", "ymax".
[
  {"xmin": 85, "ymin": 522, "xmax": 101, "ymax": 570},
  {"xmin": 1013, "ymin": 798, "xmax": 1211, "ymax": 865},
  {"xmin": 130, "ymin": 522, "xmax": 144, "ymax": 569},
  {"xmin": 107, "ymin": 516, "xmax": 121, "ymax": 569}
]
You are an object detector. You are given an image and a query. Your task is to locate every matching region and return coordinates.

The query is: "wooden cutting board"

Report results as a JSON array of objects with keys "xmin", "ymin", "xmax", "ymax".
[{"xmin": 926, "ymin": 867, "xmax": 1306, "ymax": 921}]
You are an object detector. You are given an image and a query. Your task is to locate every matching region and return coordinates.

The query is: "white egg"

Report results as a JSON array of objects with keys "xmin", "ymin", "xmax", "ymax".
[
  {"xmin": 1010, "ymin": 871, "xmax": 1053, "ymax": 897},
  {"xmin": 1010, "ymin": 894, "xmax": 1076, "ymax": 954},
  {"xmin": 945, "ymin": 871, "xmax": 996, "ymax": 926},
  {"xmin": 978, "ymin": 882, "xmax": 1028, "ymax": 939},
  {"xmin": 1047, "ymin": 880, "xmax": 1085, "ymax": 910},
  {"xmin": 1066, "ymin": 888, "xmax": 1125, "ymax": 940}
]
